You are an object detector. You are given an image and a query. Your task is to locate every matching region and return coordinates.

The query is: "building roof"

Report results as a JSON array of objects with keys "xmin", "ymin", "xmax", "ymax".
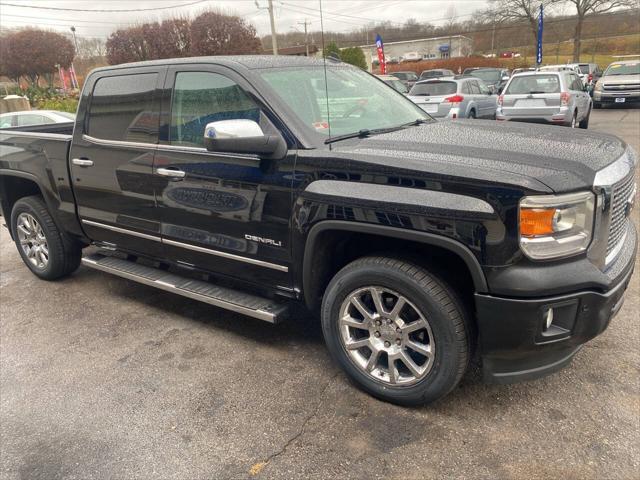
[{"xmin": 358, "ymin": 35, "xmax": 473, "ymax": 49}]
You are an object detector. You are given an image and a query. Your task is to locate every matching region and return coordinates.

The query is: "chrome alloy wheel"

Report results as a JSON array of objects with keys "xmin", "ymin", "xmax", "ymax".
[
  {"xmin": 16, "ymin": 213, "xmax": 49, "ymax": 269},
  {"xmin": 339, "ymin": 286, "xmax": 435, "ymax": 386}
]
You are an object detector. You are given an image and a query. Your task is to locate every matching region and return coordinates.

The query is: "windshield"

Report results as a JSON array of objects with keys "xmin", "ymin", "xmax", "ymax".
[
  {"xmin": 604, "ymin": 62, "xmax": 640, "ymax": 76},
  {"xmin": 471, "ymin": 70, "xmax": 501, "ymax": 82},
  {"xmin": 259, "ymin": 66, "xmax": 429, "ymax": 137},
  {"xmin": 577, "ymin": 64, "xmax": 590, "ymax": 74},
  {"xmin": 409, "ymin": 81, "xmax": 457, "ymax": 96},
  {"xmin": 505, "ymin": 74, "xmax": 560, "ymax": 94}
]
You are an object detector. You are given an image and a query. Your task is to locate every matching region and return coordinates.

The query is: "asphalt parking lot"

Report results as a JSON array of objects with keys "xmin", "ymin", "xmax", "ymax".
[{"xmin": 1, "ymin": 107, "xmax": 639, "ymax": 480}]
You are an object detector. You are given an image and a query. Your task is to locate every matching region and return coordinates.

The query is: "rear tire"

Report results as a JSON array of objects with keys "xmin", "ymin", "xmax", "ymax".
[
  {"xmin": 579, "ymin": 107, "xmax": 591, "ymax": 129},
  {"xmin": 468, "ymin": 109, "xmax": 476, "ymax": 119},
  {"xmin": 567, "ymin": 111, "xmax": 577, "ymax": 128},
  {"xmin": 10, "ymin": 196, "xmax": 82, "ymax": 280},
  {"xmin": 321, "ymin": 256, "xmax": 471, "ymax": 406}
]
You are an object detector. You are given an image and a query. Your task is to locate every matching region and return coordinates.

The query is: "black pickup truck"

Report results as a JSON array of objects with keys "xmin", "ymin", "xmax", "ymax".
[{"xmin": 0, "ymin": 56, "xmax": 637, "ymax": 405}]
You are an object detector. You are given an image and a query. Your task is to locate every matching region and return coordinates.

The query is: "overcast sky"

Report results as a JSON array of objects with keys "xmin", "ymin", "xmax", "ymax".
[{"xmin": 0, "ymin": 0, "xmax": 489, "ymax": 40}]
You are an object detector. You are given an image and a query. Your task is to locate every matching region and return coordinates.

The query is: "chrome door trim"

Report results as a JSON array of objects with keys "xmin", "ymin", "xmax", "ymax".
[
  {"xmin": 163, "ymin": 238, "xmax": 289, "ymax": 272},
  {"xmin": 155, "ymin": 143, "xmax": 261, "ymax": 161},
  {"xmin": 81, "ymin": 220, "xmax": 289, "ymax": 272},
  {"xmin": 83, "ymin": 134, "xmax": 157, "ymax": 151},
  {"xmin": 81, "ymin": 219, "xmax": 161, "ymax": 242}
]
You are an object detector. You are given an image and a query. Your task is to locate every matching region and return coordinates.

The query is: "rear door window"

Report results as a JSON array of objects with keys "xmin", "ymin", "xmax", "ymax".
[
  {"xmin": 88, "ymin": 73, "xmax": 159, "ymax": 144},
  {"xmin": 469, "ymin": 81, "xmax": 481, "ymax": 94},
  {"xmin": 169, "ymin": 71, "xmax": 260, "ymax": 148},
  {"xmin": 409, "ymin": 81, "xmax": 457, "ymax": 96},
  {"xmin": 505, "ymin": 75, "xmax": 561, "ymax": 94},
  {"xmin": 568, "ymin": 74, "xmax": 583, "ymax": 91}
]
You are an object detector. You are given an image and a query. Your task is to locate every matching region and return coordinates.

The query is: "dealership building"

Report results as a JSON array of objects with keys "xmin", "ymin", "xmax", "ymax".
[{"xmin": 359, "ymin": 35, "xmax": 473, "ymax": 70}]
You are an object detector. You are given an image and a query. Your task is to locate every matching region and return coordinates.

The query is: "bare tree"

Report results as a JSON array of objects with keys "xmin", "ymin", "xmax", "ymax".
[
  {"xmin": 485, "ymin": 0, "xmax": 560, "ymax": 46},
  {"xmin": 76, "ymin": 37, "xmax": 106, "ymax": 59},
  {"xmin": 564, "ymin": 0, "xmax": 637, "ymax": 61}
]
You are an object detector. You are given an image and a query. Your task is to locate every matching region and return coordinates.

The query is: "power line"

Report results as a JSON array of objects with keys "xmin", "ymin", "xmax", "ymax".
[
  {"xmin": 0, "ymin": 13, "xmax": 139, "ymax": 26},
  {"xmin": 0, "ymin": 0, "xmax": 209, "ymax": 13}
]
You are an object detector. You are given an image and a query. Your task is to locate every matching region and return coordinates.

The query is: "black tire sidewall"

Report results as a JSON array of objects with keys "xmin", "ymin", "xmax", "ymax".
[
  {"xmin": 11, "ymin": 197, "xmax": 67, "ymax": 280},
  {"xmin": 322, "ymin": 261, "xmax": 467, "ymax": 406}
]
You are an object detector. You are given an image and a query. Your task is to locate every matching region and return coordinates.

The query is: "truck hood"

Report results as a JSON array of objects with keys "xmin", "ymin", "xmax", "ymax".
[
  {"xmin": 601, "ymin": 74, "xmax": 640, "ymax": 85},
  {"xmin": 329, "ymin": 119, "xmax": 628, "ymax": 192}
]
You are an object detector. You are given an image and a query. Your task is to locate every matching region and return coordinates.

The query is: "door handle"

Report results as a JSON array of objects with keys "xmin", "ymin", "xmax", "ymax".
[
  {"xmin": 72, "ymin": 158, "xmax": 93, "ymax": 167},
  {"xmin": 156, "ymin": 167, "xmax": 186, "ymax": 178}
]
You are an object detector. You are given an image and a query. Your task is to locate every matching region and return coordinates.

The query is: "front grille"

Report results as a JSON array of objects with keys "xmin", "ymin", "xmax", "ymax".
[
  {"xmin": 603, "ymin": 83, "xmax": 640, "ymax": 92},
  {"xmin": 606, "ymin": 172, "xmax": 635, "ymax": 258}
]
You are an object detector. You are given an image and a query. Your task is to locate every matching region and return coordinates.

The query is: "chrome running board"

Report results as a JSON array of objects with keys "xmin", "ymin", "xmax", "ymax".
[{"xmin": 81, "ymin": 253, "xmax": 288, "ymax": 323}]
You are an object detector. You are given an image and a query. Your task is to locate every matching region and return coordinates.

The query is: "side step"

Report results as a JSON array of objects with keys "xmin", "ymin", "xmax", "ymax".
[{"xmin": 81, "ymin": 253, "xmax": 288, "ymax": 323}]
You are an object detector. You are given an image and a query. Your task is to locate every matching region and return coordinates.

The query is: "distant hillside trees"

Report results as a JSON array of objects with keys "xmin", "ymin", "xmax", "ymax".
[
  {"xmin": 106, "ymin": 11, "xmax": 262, "ymax": 65},
  {"xmin": 0, "ymin": 28, "xmax": 75, "ymax": 85}
]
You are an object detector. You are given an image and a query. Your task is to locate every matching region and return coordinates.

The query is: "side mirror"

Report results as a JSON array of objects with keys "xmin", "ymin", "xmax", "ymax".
[{"xmin": 203, "ymin": 119, "xmax": 285, "ymax": 156}]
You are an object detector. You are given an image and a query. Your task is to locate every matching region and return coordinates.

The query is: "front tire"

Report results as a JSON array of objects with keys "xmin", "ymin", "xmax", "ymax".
[
  {"xmin": 321, "ymin": 256, "xmax": 470, "ymax": 406},
  {"xmin": 11, "ymin": 196, "xmax": 81, "ymax": 280}
]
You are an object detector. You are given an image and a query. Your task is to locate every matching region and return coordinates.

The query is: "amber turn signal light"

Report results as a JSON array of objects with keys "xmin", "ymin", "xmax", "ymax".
[{"xmin": 520, "ymin": 208, "xmax": 556, "ymax": 237}]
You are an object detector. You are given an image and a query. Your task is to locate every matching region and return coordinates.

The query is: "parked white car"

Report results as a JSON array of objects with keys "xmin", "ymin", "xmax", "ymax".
[{"xmin": 0, "ymin": 110, "xmax": 75, "ymax": 128}]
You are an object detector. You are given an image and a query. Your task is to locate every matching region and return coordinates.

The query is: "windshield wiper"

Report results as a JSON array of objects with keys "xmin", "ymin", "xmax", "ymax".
[
  {"xmin": 325, "ymin": 119, "xmax": 429, "ymax": 144},
  {"xmin": 325, "ymin": 123, "xmax": 413, "ymax": 144},
  {"xmin": 529, "ymin": 90, "xmax": 546, "ymax": 94}
]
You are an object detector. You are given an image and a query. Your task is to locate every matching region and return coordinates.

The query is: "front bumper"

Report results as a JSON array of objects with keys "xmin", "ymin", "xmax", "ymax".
[
  {"xmin": 594, "ymin": 91, "xmax": 640, "ymax": 103},
  {"xmin": 475, "ymin": 222, "xmax": 637, "ymax": 384}
]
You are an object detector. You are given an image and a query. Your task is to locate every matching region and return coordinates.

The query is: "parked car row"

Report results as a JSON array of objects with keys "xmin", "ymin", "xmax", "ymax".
[{"xmin": 381, "ymin": 59, "xmax": 638, "ymax": 128}]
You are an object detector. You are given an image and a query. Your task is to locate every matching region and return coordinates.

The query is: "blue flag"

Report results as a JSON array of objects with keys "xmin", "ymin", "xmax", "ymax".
[{"xmin": 536, "ymin": 4, "xmax": 544, "ymax": 65}]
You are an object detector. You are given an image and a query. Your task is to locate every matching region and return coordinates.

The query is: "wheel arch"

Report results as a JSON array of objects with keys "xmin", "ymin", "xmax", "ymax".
[
  {"xmin": 302, "ymin": 220, "xmax": 488, "ymax": 311},
  {"xmin": 0, "ymin": 172, "xmax": 47, "ymax": 238}
]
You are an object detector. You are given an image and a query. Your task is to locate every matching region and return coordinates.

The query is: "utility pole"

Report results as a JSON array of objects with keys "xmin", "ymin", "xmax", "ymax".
[
  {"xmin": 490, "ymin": 22, "xmax": 496, "ymax": 57},
  {"xmin": 256, "ymin": 0, "xmax": 278, "ymax": 55},
  {"xmin": 298, "ymin": 19, "xmax": 311, "ymax": 56}
]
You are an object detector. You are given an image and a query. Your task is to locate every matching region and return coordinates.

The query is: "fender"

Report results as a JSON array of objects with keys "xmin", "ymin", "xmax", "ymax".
[
  {"xmin": 303, "ymin": 220, "xmax": 490, "ymax": 309},
  {"xmin": 0, "ymin": 169, "xmax": 83, "ymax": 241}
]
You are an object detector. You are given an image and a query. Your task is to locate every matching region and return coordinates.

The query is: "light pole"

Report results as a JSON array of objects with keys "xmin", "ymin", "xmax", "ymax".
[
  {"xmin": 298, "ymin": 19, "xmax": 311, "ymax": 57},
  {"xmin": 70, "ymin": 26, "xmax": 79, "ymax": 56}
]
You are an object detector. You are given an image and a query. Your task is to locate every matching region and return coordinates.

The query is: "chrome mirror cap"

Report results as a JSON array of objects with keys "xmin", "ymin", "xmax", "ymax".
[{"xmin": 204, "ymin": 119, "xmax": 264, "ymax": 140}]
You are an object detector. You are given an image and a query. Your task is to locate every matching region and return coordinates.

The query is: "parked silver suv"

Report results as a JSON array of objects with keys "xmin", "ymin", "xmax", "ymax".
[
  {"xmin": 407, "ymin": 76, "xmax": 498, "ymax": 119},
  {"xmin": 496, "ymin": 71, "xmax": 592, "ymax": 128},
  {"xmin": 593, "ymin": 60, "xmax": 640, "ymax": 108}
]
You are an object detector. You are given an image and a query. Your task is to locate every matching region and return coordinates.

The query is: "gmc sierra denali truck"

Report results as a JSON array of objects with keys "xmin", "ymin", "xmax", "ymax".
[{"xmin": 0, "ymin": 56, "xmax": 636, "ymax": 406}]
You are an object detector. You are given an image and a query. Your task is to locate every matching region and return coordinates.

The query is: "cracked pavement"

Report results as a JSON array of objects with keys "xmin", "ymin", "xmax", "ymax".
[{"xmin": 1, "ymin": 107, "xmax": 639, "ymax": 479}]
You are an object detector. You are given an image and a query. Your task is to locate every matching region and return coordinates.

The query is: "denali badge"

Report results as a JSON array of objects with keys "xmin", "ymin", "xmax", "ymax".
[{"xmin": 245, "ymin": 234, "xmax": 282, "ymax": 247}]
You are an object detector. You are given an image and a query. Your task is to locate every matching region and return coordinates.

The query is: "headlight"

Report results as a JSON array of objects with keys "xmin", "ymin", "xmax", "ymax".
[
  {"xmin": 594, "ymin": 81, "xmax": 603, "ymax": 92},
  {"xmin": 519, "ymin": 191, "xmax": 595, "ymax": 260}
]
